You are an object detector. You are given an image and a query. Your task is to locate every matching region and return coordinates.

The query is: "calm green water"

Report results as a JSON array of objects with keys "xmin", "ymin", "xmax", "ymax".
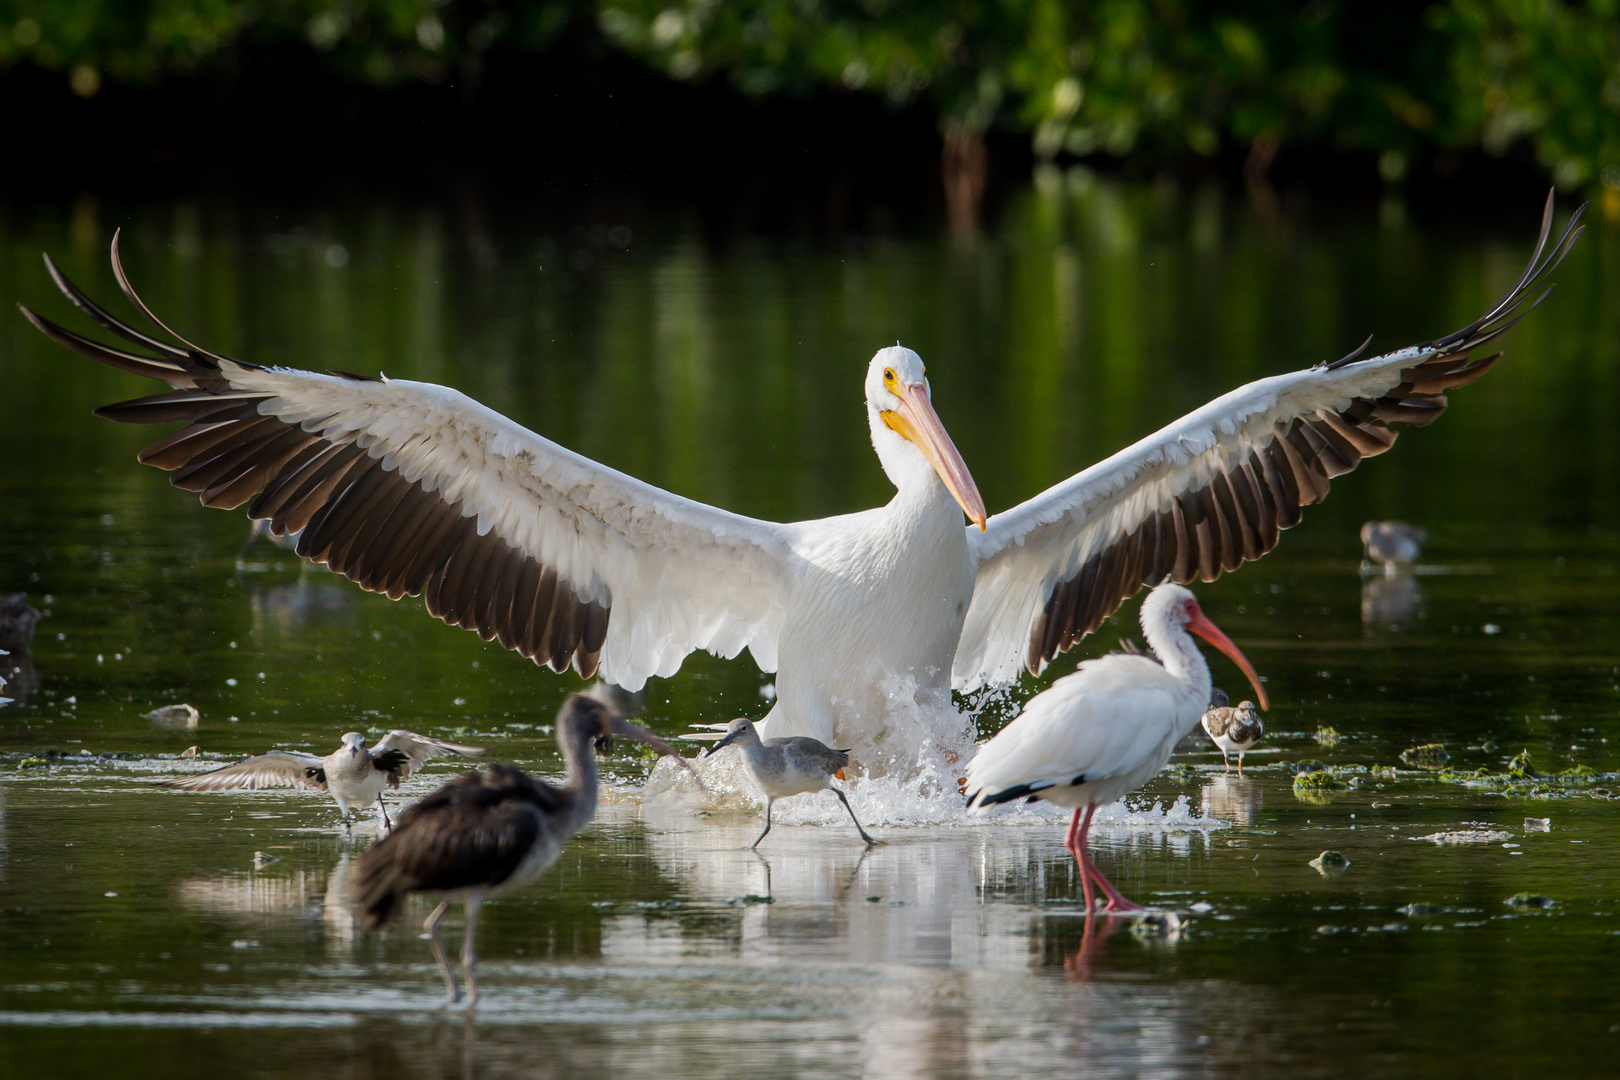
[{"xmin": 2, "ymin": 177, "xmax": 1619, "ymax": 1079}]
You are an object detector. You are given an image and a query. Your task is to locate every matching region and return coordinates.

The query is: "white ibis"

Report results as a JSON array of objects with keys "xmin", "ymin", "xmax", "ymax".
[
  {"xmin": 963, "ymin": 582, "xmax": 1269, "ymax": 913},
  {"xmin": 1202, "ymin": 699, "xmax": 1264, "ymax": 774},
  {"xmin": 703, "ymin": 717, "xmax": 876, "ymax": 848},
  {"xmin": 21, "ymin": 198, "xmax": 1579, "ymax": 759},
  {"xmin": 352, "ymin": 693, "xmax": 695, "ymax": 1006},
  {"xmin": 161, "ymin": 729, "xmax": 484, "ymax": 833},
  {"xmin": 1361, "ymin": 520, "xmax": 1427, "ymax": 573}
]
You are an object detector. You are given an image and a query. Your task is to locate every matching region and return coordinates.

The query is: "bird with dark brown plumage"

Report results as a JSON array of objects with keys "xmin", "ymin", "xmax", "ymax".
[{"xmin": 353, "ymin": 693, "xmax": 696, "ymax": 1006}]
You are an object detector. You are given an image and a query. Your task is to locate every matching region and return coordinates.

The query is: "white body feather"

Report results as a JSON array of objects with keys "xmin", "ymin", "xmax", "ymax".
[{"xmin": 222, "ymin": 342, "xmax": 1425, "ymax": 749}]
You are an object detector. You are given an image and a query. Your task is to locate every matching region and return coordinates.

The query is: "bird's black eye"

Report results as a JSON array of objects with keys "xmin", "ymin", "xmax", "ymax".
[{"xmin": 883, "ymin": 367, "xmax": 895, "ymax": 382}]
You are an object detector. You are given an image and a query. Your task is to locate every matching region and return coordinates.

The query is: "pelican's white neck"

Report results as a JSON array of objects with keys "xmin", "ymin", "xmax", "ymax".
[{"xmin": 869, "ymin": 408, "xmax": 953, "ymax": 503}]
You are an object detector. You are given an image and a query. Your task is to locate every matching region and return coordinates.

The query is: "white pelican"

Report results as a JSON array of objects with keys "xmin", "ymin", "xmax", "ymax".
[
  {"xmin": 963, "ymin": 582, "xmax": 1268, "ymax": 912},
  {"xmin": 162, "ymin": 729, "xmax": 484, "ymax": 833},
  {"xmin": 703, "ymin": 716, "xmax": 877, "ymax": 848},
  {"xmin": 1202, "ymin": 698, "xmax": 1264, "ymax": 774},
  {"xmin": 21, "ymin": 197, "xmax": 1581, "ymax": 759},
  {"xmin": 352, "ymin": 694, "xmax": 693, "ymax": 1005}
]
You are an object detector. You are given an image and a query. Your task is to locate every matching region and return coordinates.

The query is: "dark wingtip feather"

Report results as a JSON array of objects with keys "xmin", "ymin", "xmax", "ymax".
[{"xmin": 1325, "ymin": 333, "xmax": 1376, "ymax": 371}]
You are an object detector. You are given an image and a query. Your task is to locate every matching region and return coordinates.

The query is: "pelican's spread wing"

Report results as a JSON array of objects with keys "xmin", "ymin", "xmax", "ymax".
[
  {"xmin": 23, "ymin": 239, "xmax": 797, "ymax": 690},
  {"xmin": 964, "ymin": 657, "xmax": 1180, "ymax": 805},
  {"xmin": 954, "ymin": 196, "xmax": 1584, "ymax": 691},
  {"xmin": 372, "ymin": 729, "xmax": 485, "ymax": 779},
  {"xmin": 162, "ymin": 750, "xmax": 327, "ymax": 791}
]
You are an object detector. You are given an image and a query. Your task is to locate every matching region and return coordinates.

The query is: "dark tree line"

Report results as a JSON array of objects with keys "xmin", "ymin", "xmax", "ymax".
[{"xmin": 6, "ymin": 1, "xmax": 1618, "ymax": 202}]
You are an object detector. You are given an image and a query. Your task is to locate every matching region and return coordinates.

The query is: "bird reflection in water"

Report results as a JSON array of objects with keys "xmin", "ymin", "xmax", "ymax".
[
  {"xmin": 247, "ymin": 578, "xmax": 357, "ymax": 642},
  {"xmin": 0, "ymin": 657, "xmax": 33, "ymax": 706},
  {"xmin": 174, "ymin": 849, "xmax": 365, "ymax": 952},
  {"xmin": 1201, "ymin": 773, "xmax": 1264, "ymax": 826},
  {"xmin": 1057, "ymin": 910, "xmax": 1128, "ymax": 979},
  {"xmin": 1361, "ymin": 572, "xmax": 1424, "ymax": 627}
]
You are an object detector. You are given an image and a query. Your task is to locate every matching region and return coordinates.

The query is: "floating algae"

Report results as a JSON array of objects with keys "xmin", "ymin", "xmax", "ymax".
[{"xmin": 1400, "ymin": 743, "xmax": 1450, "ymax": 769}]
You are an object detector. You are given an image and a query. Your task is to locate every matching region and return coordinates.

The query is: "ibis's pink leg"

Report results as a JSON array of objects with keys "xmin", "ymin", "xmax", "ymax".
[
  {"xmin": 1068, "ymin": 803, "xmax": 1145, "ymax": 912},
  {"xmin": 1063, "ymin": 807, "xmax": 1096, "ymax": 912},
  {"xmin": 1081, "ymin": 856, "xmax": 1145, "ymax": 913}
]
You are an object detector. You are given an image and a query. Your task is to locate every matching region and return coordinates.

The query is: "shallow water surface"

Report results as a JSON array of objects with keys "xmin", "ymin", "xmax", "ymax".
[{"xmin": 2, "ymin": 181, "xmax": 1619, "ymax": 1078}]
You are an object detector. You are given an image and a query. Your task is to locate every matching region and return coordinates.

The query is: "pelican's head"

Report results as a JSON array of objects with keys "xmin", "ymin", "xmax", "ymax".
[
  {"xmin": 340, "ymin": 731, "xmax": 367, "ymax": 755},
  {"xmin": 865, "ymin": 346, "xmax": 987, "ymax": 530}
]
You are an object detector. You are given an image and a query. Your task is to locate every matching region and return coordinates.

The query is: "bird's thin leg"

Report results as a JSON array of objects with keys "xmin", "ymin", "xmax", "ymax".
[
  {"xmin": 1081, "ymin": 851, "xmax": 1145, "ymax": 914},
  {"xmin": 461, "ymin": 896, "xmax": 482, "ymax": 1008},
  {"xmin": 1070, "ymin": 803, "xmax": 1142, "ymax": 912},
  {"xmin": 378, "ymin": 798, "xmax": 393, "ymax": 832},
  {"xmin": 751, "ymin": 798, "xmax": 773, "ymax": 849},
  {"xmin": 830, "ymin": 787, "xmax": 876, "ymax": 846},
  {"xmin": 1236, "ymin": 753, "xmax": 1244, "ymax": 777},
  {"xmin": 1065, "ymin": 807, "xmax": 1096, "ymax": 913},
  {"xmin": 1222, "ymin": 749, "xmax": 1232, "ymax": 774},
  {"xmin": 424, "ymin": 901, "xmax": 460, "ymax": 1004}
]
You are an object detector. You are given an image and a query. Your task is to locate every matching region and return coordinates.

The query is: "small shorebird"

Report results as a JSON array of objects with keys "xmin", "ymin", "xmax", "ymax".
[
  {"xmin": 162, "ymin": 729, "xmax": 483, "ymax": 833},
  {"xmin": 1360, "ymin": 521, "xmax": 1426, "ymax": 573},
  {"xmin": 353, "ymin": 693, "xmax": 695, "ymax": 1006},
  {"xmin": 704, "ymin": 717, "xmax": 876, "ymax": 848},
  {"xmin": 1202, "ymin": 699, "xmax": 1265, "ymax": 774},
  {"xmin": 964, "ymin": 582, "xmax": 1268, "ymax": 912}
]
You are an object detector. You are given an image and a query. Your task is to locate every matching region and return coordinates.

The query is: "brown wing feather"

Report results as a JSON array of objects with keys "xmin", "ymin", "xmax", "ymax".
[
  {"xmin": 20, "ymin": 248, "xmax": 611, "ymax": 679},
  {"xmin": 1023, "ymin": 197, "xmax": 1584, "ymax": 674}
]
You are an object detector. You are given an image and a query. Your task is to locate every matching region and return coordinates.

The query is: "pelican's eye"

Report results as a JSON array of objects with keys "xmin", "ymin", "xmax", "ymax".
[{"xmin": 883, "ymin": 367, "xmax": 896, "ymax": 384}]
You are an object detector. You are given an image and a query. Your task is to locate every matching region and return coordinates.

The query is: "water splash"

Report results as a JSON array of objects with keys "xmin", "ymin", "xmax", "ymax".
[{"xmin": 645, "ymin": 747, "xmax": 1225, "ymax": 834}]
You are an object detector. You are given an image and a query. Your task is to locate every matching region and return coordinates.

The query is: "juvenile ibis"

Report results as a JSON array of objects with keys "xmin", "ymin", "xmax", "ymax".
[
  {"xmin": 21, "ymin": 198, "xmax": 1578, "ymax": 756},
  {"xmin": 964, "ymin": 582, "xmax": 1269, "ymax": 912},
  {"xmin": 353, "ymin": 693, "xmax": 695, "ymax": 1005},
  {"xmin": 161, "ymin": 729, "xmax": 483, "ymax": 833},
  {"xmin": 703, "ymin": 717, "xmax": 876, "ymax": 848}
]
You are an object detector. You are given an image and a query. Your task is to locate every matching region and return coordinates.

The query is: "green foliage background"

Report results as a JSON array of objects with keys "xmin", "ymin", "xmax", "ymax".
[{"xmin": 4, "ymin": 0, "xmax": 1619, "ymax": 189}]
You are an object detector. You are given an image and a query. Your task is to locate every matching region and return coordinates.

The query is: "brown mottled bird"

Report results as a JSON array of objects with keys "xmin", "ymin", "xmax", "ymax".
[
  {"xmin": 1202, "ymin": 700, "xmax": 1265, "ymax": 774},
  {"xmin": 353, "ymin": 693, "xmax": 695, "ymax": 1006}
]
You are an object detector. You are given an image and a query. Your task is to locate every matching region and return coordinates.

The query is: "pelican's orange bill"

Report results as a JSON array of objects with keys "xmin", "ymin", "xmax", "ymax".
[{"xmin": 882, "ymin": 381, "xmax": 987, "ymax": 530}]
